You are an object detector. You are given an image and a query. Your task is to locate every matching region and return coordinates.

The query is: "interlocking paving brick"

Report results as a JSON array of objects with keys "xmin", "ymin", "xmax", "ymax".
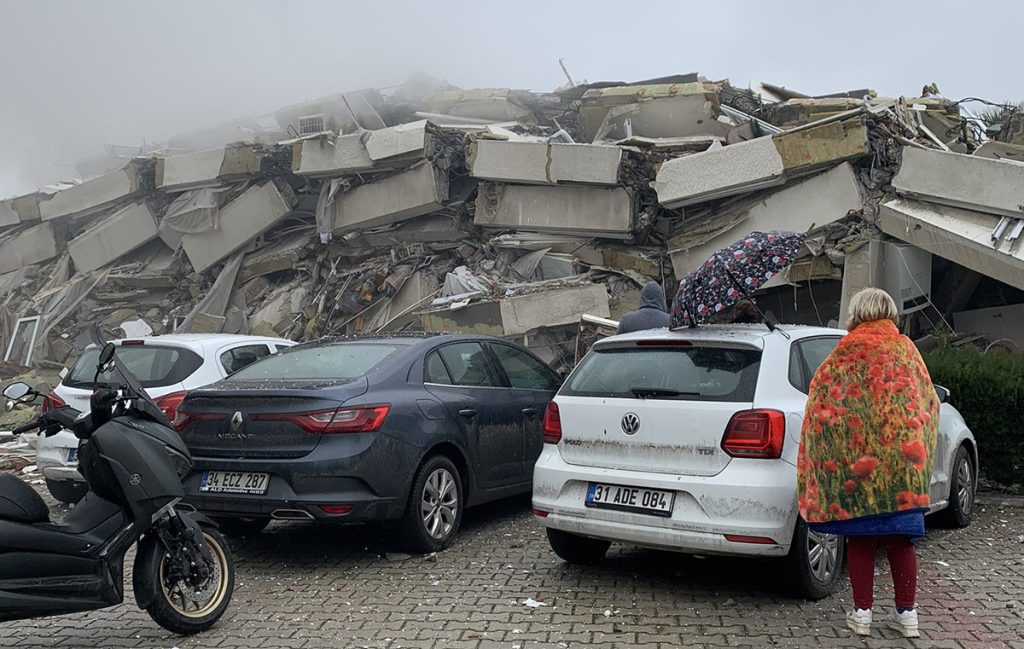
[{"xmin": 2, "ymin": 490, "xmax": 1022, "ymax": 648}]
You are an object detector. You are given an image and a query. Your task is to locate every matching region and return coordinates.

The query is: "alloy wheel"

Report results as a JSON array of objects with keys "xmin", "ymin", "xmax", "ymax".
[
  {"xmin": 158, "ymin": 531, "xmax": 231, "ymax": 618},
  {"xmin": 806, "ymin": 529, "xmax": 840, "ymax": 583},
  {"xmin": 420, "ymin": 468, "xmax": 458, "ymax": 540},
  {"xmin": 958, "ymin": 456, "xmax": 974, "ymax": 514}
]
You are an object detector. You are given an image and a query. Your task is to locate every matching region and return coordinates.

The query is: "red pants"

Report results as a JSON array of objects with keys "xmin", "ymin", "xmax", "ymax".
[{"xmin": 846, "ymin": 535, "xmax": 917, "ymax": 610}]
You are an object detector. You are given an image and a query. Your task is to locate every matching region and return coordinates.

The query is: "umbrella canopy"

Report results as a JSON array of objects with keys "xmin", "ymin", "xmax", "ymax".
[{"xmin": 669, "ymin": 230, "xmax": 806, "ymax": 328}]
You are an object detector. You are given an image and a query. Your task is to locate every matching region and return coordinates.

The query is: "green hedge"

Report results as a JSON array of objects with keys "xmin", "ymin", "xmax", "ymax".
[{"xmin": 923, "ymin": 347, "xmax": 1024, "ymax": 487}]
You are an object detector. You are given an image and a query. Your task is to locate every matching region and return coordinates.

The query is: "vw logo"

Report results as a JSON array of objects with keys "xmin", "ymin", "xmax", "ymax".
[
  {"xmin": 230, "ymin": 411, "xmax": 244, "ymax": 433},
  {"xmin": 621, "ymin": 412, "xmax": 641, "ymax": 435}
]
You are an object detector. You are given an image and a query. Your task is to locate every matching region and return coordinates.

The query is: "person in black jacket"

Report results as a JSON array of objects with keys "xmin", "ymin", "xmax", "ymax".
[{"xmin": 617, "ymin": 281, "xmax": 671, "ymax": 334}]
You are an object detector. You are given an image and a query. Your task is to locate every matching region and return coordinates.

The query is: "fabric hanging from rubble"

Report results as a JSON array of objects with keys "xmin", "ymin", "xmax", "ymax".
[
  {"xmin": 162, "ymin": 187, "xmax": 221, "ymax": 234},
  {"xmin": 176, "ymin": 251, "xmax": 245, "ymax": 334}
]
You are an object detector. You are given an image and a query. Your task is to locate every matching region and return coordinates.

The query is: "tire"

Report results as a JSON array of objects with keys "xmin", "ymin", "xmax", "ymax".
[
  {"xmin": 46, "ymin": 479, "xmax": 87, "ymax": 505},
  {"xmin": 935, "ymin": 445, "xmax": 975, "ymax": 528},
  {"xmin": 141, "ymin": 527, "xmax": 235, "ymax": 635},
  {"xmin": 212, "ymin": 516, "xmax": 270, "ymax": 538},
  {"xmin": 402, "ymin": 456, "xmax": 463, "ymax": 554},
  {"xmin": 785, "ymin": 519, "xmax": 844, "ymax": 600},
  {"xmin": 546, "ymin": 528, "xmax": 610, "ymax": 564}
]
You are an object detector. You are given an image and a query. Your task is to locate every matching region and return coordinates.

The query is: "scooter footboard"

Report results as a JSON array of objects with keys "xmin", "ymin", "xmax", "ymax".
[{"xmin": 0, "ymin": 553, "xmax": 124, "ymax": 621}]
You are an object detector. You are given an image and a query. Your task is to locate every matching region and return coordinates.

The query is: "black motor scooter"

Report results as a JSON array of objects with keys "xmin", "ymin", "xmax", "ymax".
[{"xmin": 0, "ymin": 341, "xmax": 234, "ymax": 634}]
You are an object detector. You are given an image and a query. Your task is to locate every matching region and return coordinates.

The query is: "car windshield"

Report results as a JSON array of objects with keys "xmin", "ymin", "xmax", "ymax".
[
  {"xmin": 562, "ymin": 345, "xmax": 761, "ymax": 402},
  {"xmin": 64, "ymin": 345, "xmax": 203, "ymax": 389},
  {"xmin": 226, "ymin": 343, "xmax": 404, "ymax": 381}
]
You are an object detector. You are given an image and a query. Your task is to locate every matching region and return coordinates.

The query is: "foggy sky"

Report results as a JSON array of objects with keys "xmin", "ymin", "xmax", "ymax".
[{"xmin": 2, "ymin": 0, "xmax": 1021, "ymax": 198}]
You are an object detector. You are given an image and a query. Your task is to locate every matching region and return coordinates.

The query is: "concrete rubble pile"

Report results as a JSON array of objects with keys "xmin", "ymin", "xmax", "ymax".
[{"xmin": 1, "ymin": 72, "xmax": 1022, "ymax": 379}]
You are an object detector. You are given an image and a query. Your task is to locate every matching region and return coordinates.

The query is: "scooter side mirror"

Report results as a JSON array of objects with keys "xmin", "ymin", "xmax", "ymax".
[
  {"xmin": 98, "ymin": 343, "xmax": 117, "ymax": 369},
  {"xmin": 3, "ymin": 382, "xmax": 34, "ymax": 402}
]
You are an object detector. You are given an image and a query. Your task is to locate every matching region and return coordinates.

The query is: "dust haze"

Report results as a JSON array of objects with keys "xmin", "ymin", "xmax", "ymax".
[{"xmin": 1, "ymin": 0, "xmax": 1020, "ymax": 197}]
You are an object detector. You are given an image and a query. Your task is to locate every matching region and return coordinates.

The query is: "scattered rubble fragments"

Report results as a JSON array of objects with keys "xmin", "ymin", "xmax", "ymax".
[{"xmin": 1, "ymin": 72, "xmax": 1022, "ymax": 380}]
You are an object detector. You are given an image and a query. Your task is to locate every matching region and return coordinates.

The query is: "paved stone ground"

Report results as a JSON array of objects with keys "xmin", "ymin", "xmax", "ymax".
[{"xmin": 2, "ymin": 488, "xmax": 1022, "ymax": 649}]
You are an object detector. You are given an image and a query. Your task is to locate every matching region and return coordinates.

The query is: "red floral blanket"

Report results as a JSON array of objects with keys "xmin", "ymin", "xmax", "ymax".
[{"xmin": 797, "ymin": 320, "xmax": 939, "ymax": 523}]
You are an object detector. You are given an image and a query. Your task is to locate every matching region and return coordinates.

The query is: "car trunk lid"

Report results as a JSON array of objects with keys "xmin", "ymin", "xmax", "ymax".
[
  {"xmin": 555, "ymin": 339, "xmax": 762, "ymax": 477},
  {"xmin": 177, "ymin": 378, "xmax": 368, "ymax": 459}
]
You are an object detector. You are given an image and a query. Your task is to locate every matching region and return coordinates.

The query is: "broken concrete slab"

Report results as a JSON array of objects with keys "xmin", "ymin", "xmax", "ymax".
[
  {"xmin": 67, "ymin": 202, "xmax": 159, "ymax": 273},
  {"xmin": 8, "ymin": 193, "xmax": 44, "ymax": 223},
  {"xmin": 893, "ymin": 147, "xmax": 1024, "ymax": 218},
  {"xmin": 239, "ymin": 234, "xmax": 310, "ymax": 281},
  {"xmin": 954, "ymin": 303, "xmax": 1024, "ymax": 347},
  {"xmin": 332, "ymin": 164, "xmax": 445, "ymax": 234},
  {"xmin": 467, "ymin": 140, "xmax": 622, "ymax": 186},
  {"xmin": 973, "ymin": 141, "xmax": 1024, "ymax": 164},
  {"xmin": 0, "ymin": 223, "xmax": 60, "ymax": 275},
  {"xmin": 422, "ymin": 283, "xmax": 610, "ymax": 337},
  {"xmin": 656, "ymin": 119, "xmax": 869, "ymax": 208},
  {"xmin": 879, "ymin": 197, "xmax": 1024, "ymax": 292},
  {"xmin": 0, "ymin": 201, "xmax": 18, "ymax": 229},
  {"xmin": 669, "ymin": 163, "xmax": 863, "ymax": 277},
  {"xmin": 579, "ymin": 82, "xmax": 730, "ymax": 141},
  {"xmin": 182, "ymin": 180, "xmax": 294, "ymax": 273},
  {"xmin": 291, "ymin": 133, "xmax": 375, "ymax": 176},
  {"xmin": 38, "ymin": 164, "xmax": 145, "ymax": 222},
  {"xmin": 427, "ymin": 89, "xmax": 534, "ymax": 122},
  {"xmin": 155, "ymin": 143, "xmax": 262, "ymax": 190},
  {"xmin": 365, "ymin": 120, "xmax": 429, "ymax": 162},
  {"xmin": 474, "ymin": 184, "xmax": 634, "ymax": 239}
]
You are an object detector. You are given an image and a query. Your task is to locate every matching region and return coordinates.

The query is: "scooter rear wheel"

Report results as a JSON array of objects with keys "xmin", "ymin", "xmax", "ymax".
[{"xmin": 142, "ymin": 527, "xmax": 234, "ymax": 635}]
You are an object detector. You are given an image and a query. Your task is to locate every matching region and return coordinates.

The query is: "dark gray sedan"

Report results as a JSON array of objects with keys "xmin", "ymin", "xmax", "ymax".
[{"xmin": 175, "ymin": 333, "xmax": 561, "ymax": 551}]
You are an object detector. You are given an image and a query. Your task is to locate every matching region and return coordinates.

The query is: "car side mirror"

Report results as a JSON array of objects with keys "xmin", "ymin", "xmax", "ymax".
[
  {"xmin": 934, "ymin": 385, "xmax": 950, "ymax": 404},
  {"xmin": 98, "ymin": 342, "xmax": 116, "ymax": 368},
  {"xmin": 3, "ymin": 382, "xmax": 33, "ymax": 401}
]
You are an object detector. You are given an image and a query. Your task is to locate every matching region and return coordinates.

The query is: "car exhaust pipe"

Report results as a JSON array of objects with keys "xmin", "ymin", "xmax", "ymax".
[{"xmin": 271, "ymin": 508, "xmax": 315, "ymax": 521}]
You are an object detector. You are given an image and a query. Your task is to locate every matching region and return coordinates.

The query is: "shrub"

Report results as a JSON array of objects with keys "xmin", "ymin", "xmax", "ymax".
[{"xmin": 923, "ymin": 346, "xmax": 1024, "ymax": 487}]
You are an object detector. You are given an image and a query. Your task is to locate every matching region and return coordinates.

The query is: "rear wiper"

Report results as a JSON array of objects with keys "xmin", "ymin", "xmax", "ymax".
[{"xmin": 629, "ymin": 387, "xmax": 701, "ymax": 399}]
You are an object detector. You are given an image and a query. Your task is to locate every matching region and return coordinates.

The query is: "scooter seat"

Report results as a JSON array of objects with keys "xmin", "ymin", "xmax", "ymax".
[{"xmin": 0, "ymin": 474, "xmax": 49, "ymax": 524}]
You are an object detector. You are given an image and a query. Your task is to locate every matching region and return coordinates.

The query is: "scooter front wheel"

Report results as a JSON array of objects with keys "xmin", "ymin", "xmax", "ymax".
[{"xmin": 140, "ymin": 527, "xmax": 234, "ymax": 635}]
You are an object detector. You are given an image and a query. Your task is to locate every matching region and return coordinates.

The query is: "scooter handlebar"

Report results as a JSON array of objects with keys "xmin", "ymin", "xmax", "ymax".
[{"xmin": 11, "ymin": 420, "xmax": 39, "ymax": 435}]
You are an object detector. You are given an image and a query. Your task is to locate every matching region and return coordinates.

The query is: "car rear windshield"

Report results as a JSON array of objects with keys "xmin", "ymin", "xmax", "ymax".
[
  {"xmin": 562, "ymin": 345, "xmax": 761, "ymax": 402},
  {"xmin": 225, "ymin": 343, "xmax": 404, "ymax": 381},
  {"xmin": 65, "ymin": 345, "xmax": 203, "ymax": 389}
]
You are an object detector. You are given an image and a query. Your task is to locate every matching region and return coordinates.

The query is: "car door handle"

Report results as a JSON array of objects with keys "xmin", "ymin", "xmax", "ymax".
[
  {"xmin": 521, "ymin": 407, "xmax": 538, "ymax": 417},
  {"xmin": 458, "ymin": 409, "xmax": 477, "ymax": 419}
]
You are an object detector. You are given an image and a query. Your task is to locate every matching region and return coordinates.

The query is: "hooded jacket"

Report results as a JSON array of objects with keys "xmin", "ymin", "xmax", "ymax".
[{"xmin": 617, "ymin": 281, "xmax": 671, "ymax": 334}]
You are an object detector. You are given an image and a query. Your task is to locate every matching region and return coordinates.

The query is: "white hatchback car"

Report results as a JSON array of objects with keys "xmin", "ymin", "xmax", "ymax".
[
  {"xmin": 533, "ymin": 325, "xmax": 977, "ymax": 599},
  {"xmin": 36, "ymin": 333, "xmax": 295, "ymax": 503}
]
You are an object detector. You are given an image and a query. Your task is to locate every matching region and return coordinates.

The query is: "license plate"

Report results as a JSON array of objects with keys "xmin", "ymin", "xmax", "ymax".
[
  {"xmin": 67, "ymin": 448, "xmax": 77, "ymax": 463},
  {"xmin": 586, "ymin": 483, "xmax": 674, "ymax": 517},
  {"xmin": 199, "ymin": 471, "xmax": 270, "ymax": 495}
]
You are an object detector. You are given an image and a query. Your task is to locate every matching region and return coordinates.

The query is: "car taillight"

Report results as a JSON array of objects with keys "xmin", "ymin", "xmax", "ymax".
[
  {"xmin": 154, "ymin": 391, "xmax": 188, "ymax": 423},
  {"xmin": 41, "ymin": 391, "xmax": 67, "ymax": 414},
  {"xmin": 721, "ymin": 409, "xmax": 786, "ymax": 459},
  {"xmin": 542, "ymin": 401, "xmax": 561, "ymax": 444},
  {"xmin": 252, "ymin": 404, "xmax": 390, "ymax": 434}
]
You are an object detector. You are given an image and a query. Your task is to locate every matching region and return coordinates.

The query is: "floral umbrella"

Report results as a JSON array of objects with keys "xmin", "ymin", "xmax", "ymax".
[{"xmin": 669, "ymin": 230, "xmax": 806, "ymax": 328}]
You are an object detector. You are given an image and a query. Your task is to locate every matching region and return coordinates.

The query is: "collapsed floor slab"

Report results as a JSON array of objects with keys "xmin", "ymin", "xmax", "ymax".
[
  {"xmin": 892, "ymin": 147, "xmax": 1024, "ymax": 219},
  {"xmin": 67, "ymin": 202, "xmax": 159, "ymax": 272},
  {"xmin": 38, "ymin": 165, "xmax": 145, "ymax": 222},
  {"xmin": 879, "ymin": 197, "xmax": 1024, "ymax": 291},
  {"xmin": 332, "ymin": 163, "xmax": 446, "ymax": 234},
  {"xmin": 669, "ymin": 162, "xmax": 863, "ymax": 277},
  {"xmin": 155, "ymin": 143, "xmax": 263, "ymax": 190},
  {"xmin": 468, "ymin": 140, "xmax": 622, "ymax": 186},
  {"xmin": 474, "ymin": 184, "xmax": 634, "ymax": 239},
  {"xmin": 0, "ymin": 223, "xmax": 60, "ymax": 274},
  {"xmin": 182, "ymin": 180, "xmax": 294, "ymax": 273},
  {"xmin": 291, "ymin": 134, "xmax": 375, "ymax": 176}
]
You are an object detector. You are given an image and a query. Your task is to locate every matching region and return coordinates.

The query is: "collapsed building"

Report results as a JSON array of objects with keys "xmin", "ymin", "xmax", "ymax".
[{"xmin": 1, "ymin": 72, "xmax": 1022, "ymax": 379}]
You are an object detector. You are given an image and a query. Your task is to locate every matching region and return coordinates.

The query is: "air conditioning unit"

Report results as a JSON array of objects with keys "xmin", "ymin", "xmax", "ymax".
[
  {"xmin": 297, "ymin": 113, "xmax": 325, "ymax": 136},
  {"xmin": 882, "ymin": 244, "xmax": 932, "ymax": 315}
]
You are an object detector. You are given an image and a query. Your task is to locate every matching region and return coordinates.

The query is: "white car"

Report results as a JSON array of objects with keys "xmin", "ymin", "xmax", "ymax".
[
  {"xmin": 532, "ymin": 325, "xmax": 977, "ymax": 599},
  {"xmin": 36, "ymin": 333, "xmax": 295, "ymax": 503}
]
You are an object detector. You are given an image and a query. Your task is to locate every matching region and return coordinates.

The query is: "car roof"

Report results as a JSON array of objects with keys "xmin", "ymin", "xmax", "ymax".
[
  {"xmin": 87, "ymin": 333, "xmax": 295, "ymax": 353},
  {"xmin": 299, "ymin": 332, "xmax": 510, "ymax": 348},
  {"xmin": 595, "ymin": 324, "xmax": 845, "ymax": 350}
]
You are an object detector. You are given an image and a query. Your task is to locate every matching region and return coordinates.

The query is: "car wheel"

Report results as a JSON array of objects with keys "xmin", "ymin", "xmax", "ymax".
[
  {"xmin": 46, "ymin": 479, "xmax": 87, "ymax": 505},
  {"xmin": 212, "ymin": 516, "xmax": 271, "ymax": 538},
  {"xmin": 402, "ymin": 456, "xmax": 463, "ymax": 554},
  {"xmin": 935, "ymin": 445, "xmax": 975, "ymax": 528},
  {"xmin": 786, "ymin": 519, "xmax": 843, "ymax": 600},
  {"xmin": 546, "ymin": 528, "xmax": 610, "ymax": 564}
]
